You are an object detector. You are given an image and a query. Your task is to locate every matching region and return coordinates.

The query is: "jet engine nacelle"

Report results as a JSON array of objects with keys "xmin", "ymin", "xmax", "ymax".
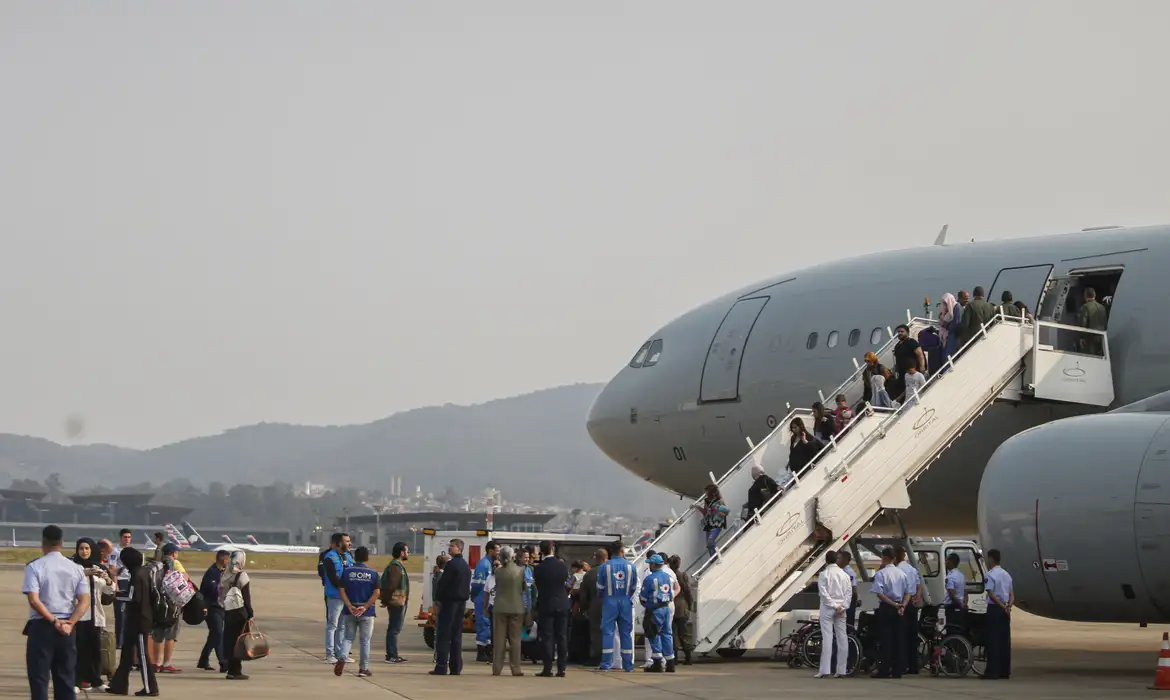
[{"xmin": 978, "ymin": 411, "xmax": 1170, "ymax": 623}]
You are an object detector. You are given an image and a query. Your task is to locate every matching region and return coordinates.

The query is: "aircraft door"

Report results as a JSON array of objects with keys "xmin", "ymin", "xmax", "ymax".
[
  {"xmin": 699, "ymin": 296, "xmax": 768, "ymax": 402},
  {"xmin": 988, "ymin": 264, "xmax": 1053, "ymax": 315}
]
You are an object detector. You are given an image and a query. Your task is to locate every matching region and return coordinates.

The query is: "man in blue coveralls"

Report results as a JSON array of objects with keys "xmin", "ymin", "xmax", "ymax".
[
  {"xmin": 639, "ymin": 554, "xmax": 675, "ymax": 673},
  {"xmin": 596, "ymin": 548, "xmax": 637, "ymax": 672},
  {"xmin": 471, "ymin": 540, "xmax": 499, "ymax": 663}
]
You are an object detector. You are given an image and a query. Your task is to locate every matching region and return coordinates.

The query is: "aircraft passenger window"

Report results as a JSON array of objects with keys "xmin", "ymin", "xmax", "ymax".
[
  {"xmin": 827, "ymin": 331, "xmax": 839, "ymax": 348},
  {"xmin": 644, "ymin": 339, "xmax": 664, "ymax": 367},
  {"xmin": 629, "ymin": 341, "xmax": 651, "ymax": 368},
  {"xmin": 806, "ymin": 332, "xmax": 819, "ymax": 349},
  {"xmin": 870, "ymin": 327, "xmax": 883, "ymax": 345},
  {"xmin": 848, "ymin": 329, "xmax": 860, "ymax": 347}
]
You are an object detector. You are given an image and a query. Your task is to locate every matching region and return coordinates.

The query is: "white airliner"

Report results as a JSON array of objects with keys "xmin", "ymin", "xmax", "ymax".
[
  {"xmin": 176, "ymin": 522, "xmax": 318, "ymax": 555},
  {"xmin": 587, "ymin": 223, "xmax": 1170, "ymax": 624}
]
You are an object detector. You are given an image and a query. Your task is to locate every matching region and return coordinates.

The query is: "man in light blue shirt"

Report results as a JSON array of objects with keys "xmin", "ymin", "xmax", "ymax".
[
  {"xmin": 893, "ymin": 545, "xmax": 926, "ymax": 675},
  {"xmin": 23, "ymin": 524, "xmax": 90, "ymax": 700},
  {"xmin": 943, "ymin": 553, "xmax": 967, "ymax": 628},
  {"xmin": 869, "ymin": 548, "xmax": 908, "ymax": 679},
  {"xmin": 983, "ymin": 549, "xmax": 1014, "ymax": 680}
]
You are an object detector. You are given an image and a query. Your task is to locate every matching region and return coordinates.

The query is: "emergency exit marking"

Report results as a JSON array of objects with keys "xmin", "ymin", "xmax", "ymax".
[{"xmin": 1042, "ymin": 558, "xmax": 1070, "ymax": 572}]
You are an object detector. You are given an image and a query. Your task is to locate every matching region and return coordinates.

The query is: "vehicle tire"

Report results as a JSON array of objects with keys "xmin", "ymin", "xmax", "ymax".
[
  {"xmin": 423, "ymin": 625, "xmax": 435, "ymax": 649},
  {"xmin": 936, "ymin": 634, "xmax": 974, "ymax": 677},
  {"xmin": 716, "ymin": 648, "xmax": 746, "ymax": 659}
]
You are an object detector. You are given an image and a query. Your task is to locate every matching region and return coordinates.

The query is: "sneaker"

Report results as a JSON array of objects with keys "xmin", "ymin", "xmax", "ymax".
[
  {"xmin": 342, "ymin": 656, "xmax": 355, "ymax": 663},
  {"xmin": 391, "ymin": 657, "xmax": 407, "ymax": 664},
  {"xmin": 358, "ymin": 669, "xmax": 373, "ymax": 678},
  {"xmin": 226, "ymin": 673, "xmax": 249, "ymax": 681},
  {"xmin": 325, "ymin": 657, "xmax": 338, "ymax": 664},
  {"xmin": 334, "ymin": 658, "xmax": 346, "ymax": 676},
  {"xmin": 96, "ymin": 685, "xmax": 111, "ymax": 692},
  {"xmin": 161, "ymin": 666, "xmax": 182, "ymax": 674}
]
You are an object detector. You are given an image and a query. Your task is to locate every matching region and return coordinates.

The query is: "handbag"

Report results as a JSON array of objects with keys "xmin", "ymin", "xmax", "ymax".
[{"xmin": 234, "ymin": 619, "xmax": 270, "ymax": 661}]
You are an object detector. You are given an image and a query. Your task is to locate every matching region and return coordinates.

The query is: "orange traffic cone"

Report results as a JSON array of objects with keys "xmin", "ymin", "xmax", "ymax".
[{"xmin": 1150, "ymin": 632, "xmax": 1170, "ymax": 690}]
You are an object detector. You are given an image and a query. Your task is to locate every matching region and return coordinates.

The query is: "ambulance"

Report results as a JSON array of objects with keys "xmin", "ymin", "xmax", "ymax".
[{"xmin": 416, "ymin": 529, "xmax": 624, "ymax": 648}]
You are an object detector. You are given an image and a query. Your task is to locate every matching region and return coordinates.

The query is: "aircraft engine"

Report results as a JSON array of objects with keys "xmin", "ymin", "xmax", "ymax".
[{"xmin": 978, "ymin": 411, "xmax": 1170, "ymax": 623}]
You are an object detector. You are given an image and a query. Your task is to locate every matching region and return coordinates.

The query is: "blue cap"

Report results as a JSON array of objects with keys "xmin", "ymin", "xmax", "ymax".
[
  {"xmin": 162, "ymin": 543, "xmax": 179, "ymax": 555},
  {"xmin": 647, "ymin": 554, "xmax": 664, "ymax": 565}
]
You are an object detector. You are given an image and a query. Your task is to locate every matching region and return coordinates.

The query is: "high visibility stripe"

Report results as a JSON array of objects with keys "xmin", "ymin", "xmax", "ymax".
[
  {"xmin": 601, "ymin": 648, "xmax": 614, "ymax": 653},
  {"xmin": 1159, "ymin": 657, "xmax": 1170, "ymax": 668}
]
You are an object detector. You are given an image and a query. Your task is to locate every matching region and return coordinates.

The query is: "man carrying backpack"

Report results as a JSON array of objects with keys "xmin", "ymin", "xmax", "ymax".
[
  {"xmin": 322, "ymin": 533, "xmax": 354, "ymax": 664},
  {"xmin": 151, "ymin": 544, "xmax": 187, "ymax": 674},
  {"xmin": 107, "ymin": 546, "xmax": 159, "ymax": 697}
]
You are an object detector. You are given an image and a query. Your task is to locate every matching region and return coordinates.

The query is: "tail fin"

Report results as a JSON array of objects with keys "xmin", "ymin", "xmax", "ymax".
[
  {"xmin": 221, "ymin": 535, "xmax": 235, "ymax": 544},
  {"xmin": 163, "ymin": 524, "xmax": 190, "ymax": 548},
  {"xmin": 247, "ymin": 535, "xmax": 261, "ymax": 545}
]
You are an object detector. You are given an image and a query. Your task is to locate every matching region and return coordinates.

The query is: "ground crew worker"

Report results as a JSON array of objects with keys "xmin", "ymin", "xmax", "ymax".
[
  {"xmin": 815, "ymin": 550, "xmax": 851, "ymax": 678},
  {"xmin": 893, "ymin": 545, "xmax": 926, "ymax": 675},
  {"xmin": 24, "ymin": 524, "xmax": 90, "ymax": 700},
  {"xmin": 1078, "ymin": 287, "xmax": 1108, "ymax": 355},
  {"xmin": 471, "ymin": 540, "xmax": 499, "ymax": 662},
  {"xmin": 596, "ymin": 549, "xmax": 637, "ymax": 672},
  {"xmin": 870, "ymin": 547, "xmax": 909, "ymax": 679},
  {"xmin": 639, "ymin": 554, "xmax": 675, "ymax": 673},
  {"xmin": 943, "ymin": 553, "xmax": 966, "ymax": 630},
  {"xmin": 983, "ymin": 549, "xmax": 1014, "ymax": 680}
]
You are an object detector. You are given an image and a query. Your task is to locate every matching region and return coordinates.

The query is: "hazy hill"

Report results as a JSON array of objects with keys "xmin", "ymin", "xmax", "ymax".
[{"xmin": 0, "ymin": 383, "xmax": 677, "ymax": 513}]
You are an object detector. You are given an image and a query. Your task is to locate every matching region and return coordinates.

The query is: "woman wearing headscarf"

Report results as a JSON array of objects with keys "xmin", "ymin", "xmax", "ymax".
[
  {"xmin": 938, "ymin": 292, "xmax": 961, "ymax": 362},
  {"xmin": 73, "ymin": 537, "xmax": 114, "ymax": 692},
  {"xmin": 219, "ymin": 551, "xmax": 255, "ymax": 681},
  {"xmin": 745, "ymin": 465, "xmax": 780, "ymax": 520}
]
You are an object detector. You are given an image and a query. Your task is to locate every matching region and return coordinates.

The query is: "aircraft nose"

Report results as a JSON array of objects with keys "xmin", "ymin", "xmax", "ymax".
[{"xmin": 586, "ymin": 379, "xmax": 628, "ymax": 464}]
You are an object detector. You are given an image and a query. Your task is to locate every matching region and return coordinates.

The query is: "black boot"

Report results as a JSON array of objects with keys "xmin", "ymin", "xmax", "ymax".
[
  {"xmin": 475, "ymin": 646, "xmax": 487, "ymax": 663},
  {"xmin": 683, "ymin": 649, "xmax": 692, "ymax": 665},
  {"xmin": 644, "ymin": 660, "xmax": 664, "ymax": 673},
  {"xmin": 665, "ymin": 660, "xmax": 676, "ymax": 673}
]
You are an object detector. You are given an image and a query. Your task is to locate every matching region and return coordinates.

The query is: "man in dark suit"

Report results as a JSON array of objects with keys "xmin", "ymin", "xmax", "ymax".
[
  {"xmin": 430, "ymin": 539, "xmax": 472, "ymax": 676},
  {"xmin": 579, "ymin": 549, "xmax": 605, "ymax": 666},
  {"xmin": 532, "ymin": 540, "xmax": 570, "ymax": 677}
]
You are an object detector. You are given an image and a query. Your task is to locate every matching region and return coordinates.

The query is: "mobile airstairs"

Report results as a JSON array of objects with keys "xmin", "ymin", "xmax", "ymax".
[{"xmin": 633, "ymin": 313, "xmax": 1115, "ymax": 655}]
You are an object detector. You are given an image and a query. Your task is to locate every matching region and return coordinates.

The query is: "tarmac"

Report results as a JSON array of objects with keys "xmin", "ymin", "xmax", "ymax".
[{"xmin": 4, "ymin": 568, "xmax": 1169, "ymax": 699}]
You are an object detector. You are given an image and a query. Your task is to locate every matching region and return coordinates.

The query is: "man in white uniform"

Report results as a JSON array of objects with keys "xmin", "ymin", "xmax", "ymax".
[{"xmin": 815, "ymin": 550, "xmax": 851, "ymax": 678}]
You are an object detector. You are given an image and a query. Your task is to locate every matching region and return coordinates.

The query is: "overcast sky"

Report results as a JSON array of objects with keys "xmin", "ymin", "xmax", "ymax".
[{"xmin": 2, "ymin": 2, "xmax": 1168, "ymax": 448}]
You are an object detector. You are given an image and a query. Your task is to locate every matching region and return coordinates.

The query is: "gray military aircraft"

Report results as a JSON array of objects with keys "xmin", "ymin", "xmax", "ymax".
[{"xmin": 586, "ymin": 223, "xmax": 1168, "ymax": 623}]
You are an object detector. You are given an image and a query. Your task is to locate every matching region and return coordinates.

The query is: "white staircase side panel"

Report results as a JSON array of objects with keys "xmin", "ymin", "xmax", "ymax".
[{"xmin": 816, "ymin": 319, "xmax": 1034, "ymax": 535}]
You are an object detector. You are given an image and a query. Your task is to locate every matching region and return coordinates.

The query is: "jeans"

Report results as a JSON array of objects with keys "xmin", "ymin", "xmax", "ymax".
[
  {"xmin": 339, "ymin": 615, "xmax": 374, "ymax": 670},
  {"xmin": 705, "ymin": 528, "xmax": 722, "ymax": 556},
  {"xmin": 26, "ymin": 619, "xmax": 77, "ymax": 700},
  {"xmin": 113, "ymin": 599, "xmax": 127, "ymax": 649},
  {"xmin": 324, "ymin": 597, "xmax": 346, "ymax": 659},
  {"xmin": 199, "ymin": 606, "xmax": 226, "ymax": 670},
  {"xmin": 385, "ymin": 605, "xmax": 405, "ymax": 659}
]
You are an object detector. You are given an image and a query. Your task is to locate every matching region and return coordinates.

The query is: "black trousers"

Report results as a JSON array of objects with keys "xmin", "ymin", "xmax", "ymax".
[
  {"xmin": 110, "ymin": 623, "xmax": 157, "ymax": 696},
  {"xmin": 539, "ymin": 610, "xmax": 569, "ymax": 674},
  {"xmin": 984, "ymin": 604, "xmax": 1012, "ymax": 679},
  {"xmin": 75, "ymin": 619, "xmax": 103, "ymax": 687},
  {"xmin": 944, "ymin": 604, "xmax": 965, "ymax": 632},
  {"xmin": 224, "ymin": 609, "xmax": 249, "ymax": 676},
  {"xmin": 26, "ymin": 619, "xmax": 77, "ymax": 700},
  {"xmin": 588, "ymin": 607, "xmax": 602, "ymax": 661},
  {"xmin": 875, "ymin": 603, "xmax": 904, "ymax": 678},
  {"xmin": 199, "ymin": 606, "xmax": 226, "ymax": 670},
  {"xmin": 433, "ymin": 602, "xmax": 465, "ymax": 675},
  {"xmin": 903, "ymin": 605, "xmax": 920, "ymax": 674}
]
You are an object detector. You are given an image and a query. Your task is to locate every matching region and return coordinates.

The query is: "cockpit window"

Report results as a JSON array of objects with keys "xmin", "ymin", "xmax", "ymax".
[
  {"xmin": 629, "ymin": 342, "xmax": 651, "ymax": 368},
  {"xmin": 643, "ymin": 339, "xmax": 664, "ymax": 367}
]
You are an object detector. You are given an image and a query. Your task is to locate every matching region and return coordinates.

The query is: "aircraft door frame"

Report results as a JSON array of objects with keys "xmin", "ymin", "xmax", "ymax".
[
  {"xmin": 699, "ymin": 296, "xmax": 769, "ymax": 403},
  {"xmin": 988, "ymin": 264, "xmax": 1054, "ymax": 315}
]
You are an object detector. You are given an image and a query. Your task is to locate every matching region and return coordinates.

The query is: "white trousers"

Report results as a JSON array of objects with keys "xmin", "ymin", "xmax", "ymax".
[{"xmin": 818, "ymin": 606, "xmax": 848, "ymax": 676}]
